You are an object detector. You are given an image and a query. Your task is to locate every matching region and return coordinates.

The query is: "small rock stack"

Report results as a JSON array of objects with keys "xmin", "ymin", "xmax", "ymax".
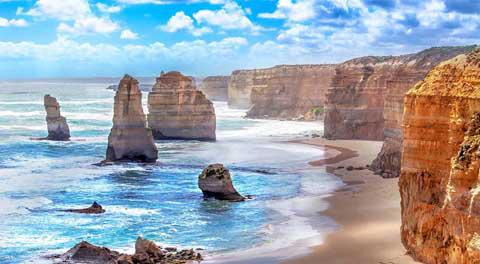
[
  {"xmin": 198, "ymin": 164, "xmax": 245, "ymax": 201},
  {"xmin": 147, "ymin": 71, "xmax": 216, "ymax": 141},
  {"xmin": 43, "ymin": 95, "xmax": 70, "ymax": 141},
  {"xmin": 105, "ymin": 75, "xmax": 158, "ymax": 163}
]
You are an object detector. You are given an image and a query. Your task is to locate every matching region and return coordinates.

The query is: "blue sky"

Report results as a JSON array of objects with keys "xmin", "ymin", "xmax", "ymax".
[{"xmin": 0, "ymin": 0, "xmax": 479, "ymax": 79}]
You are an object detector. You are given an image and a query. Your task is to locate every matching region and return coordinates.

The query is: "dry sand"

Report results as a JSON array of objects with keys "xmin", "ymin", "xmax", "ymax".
[{"xmin": 285, "ymin": 138, "xmax": 419, "ymax": 264}]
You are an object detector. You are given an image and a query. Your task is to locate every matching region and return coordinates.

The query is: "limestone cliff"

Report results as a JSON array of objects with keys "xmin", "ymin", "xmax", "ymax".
[
  {"xmin": 324, "ymin": 46, "xmax": 476, "ymax": 142},
  {"xmin": 399, "ymin": 49, "xmax": 480, "ymax": 263},
  {"xmin": 228, "ymin": 69, "xmax": 256, "ymax": 108},
  {"xmin": 44, "ymin": 95, "xmax": 70, "ymax": 141},
  {"xmin": 371, "ymin": 46, "xmax": 476, "ymax": 177},
  {"xmin": 199, "ymin": 76, "xmax": 230, "ymax": 101},
  {"xmin": 245, "ymin": 65, "xmax": 336, "ymax": 119},
  {"xmin": 147, "ymin": 71, "xmax": 216, "ymax": 140},
  {"xmin": 105, "ymin": 75, "xmax": 158, "ymax": 163}
]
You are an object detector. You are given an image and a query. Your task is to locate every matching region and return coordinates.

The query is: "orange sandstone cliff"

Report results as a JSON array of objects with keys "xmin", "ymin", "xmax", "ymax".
[
  {"xmin": 371, "ymin": 46, "xmax": 476, "ymax": 177},
  {"xmin": 399, "ymin": 49, "xmax": 480, "ymax": 263},
  {"xmin": 324, "ymin": 47, "xmax": 475, "ymax": 142},
  {"xmin": 199, "ymin": 76, "xmax": 230, "ymax": 101},
  {"xmin": 245, "ymin": 65, "xmax": 336, "ymax": 119}
]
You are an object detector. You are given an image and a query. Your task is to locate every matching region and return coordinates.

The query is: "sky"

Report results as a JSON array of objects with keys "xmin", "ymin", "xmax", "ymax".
[{"xmin": 0, "ymin": 0, "xmax": 479, "ymax": 78}]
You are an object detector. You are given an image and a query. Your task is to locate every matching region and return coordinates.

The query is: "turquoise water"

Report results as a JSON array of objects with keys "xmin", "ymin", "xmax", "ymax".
[{"xmin": 0, "ymin": 80, "xmax": 342, "ymax": 263}]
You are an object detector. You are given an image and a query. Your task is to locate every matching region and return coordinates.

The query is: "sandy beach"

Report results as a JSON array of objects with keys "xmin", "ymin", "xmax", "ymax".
[{"xmin": 286, "ymin": 137, "xmax": 419, "ymax": 264}]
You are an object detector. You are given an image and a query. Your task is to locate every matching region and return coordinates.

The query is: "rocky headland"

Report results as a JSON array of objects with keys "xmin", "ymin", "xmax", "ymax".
[
  {"xmin": 147, "ymin": 71, "xmax": 216, "ymax": 140},
  {"xmin": 198, "ymin": 164, "xmax": 245, "ymax": 201},
  {"xmin": 399, "ymin": 49, "xmax": 480, "ymax": 263},
  {"xmin": 49, "ymin": 237, "xmax": 203, "ymax": 264},
  {"xmin": 199, "ymin": 76, "xmax": 230, "ymax": 101},
  {"xmin": 324, "ymin": 46, "xmax": 475, "ymax": 143},
  {"xmin": 371, "ymin": 46, "xmax": 476, "ymax": 178},
  {"xmin": 43, "ymin": 94, "xmax": 70, "ymax": 141},
  {"xmin": 245, "ymin": 65, "xmax": 336, "ymax": 120},
  {"xmin": 105, "ymin": 74, "xmax": 158, "ymax": 163}
]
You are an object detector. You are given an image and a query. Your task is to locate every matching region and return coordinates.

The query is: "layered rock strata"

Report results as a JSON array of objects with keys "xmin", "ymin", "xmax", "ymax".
[
  {"xmin": 105, "ymin": 75, "xmax": 158, "ymax": 163},
  {"xmin": 198, "ymin": 164, "xmax": 245, "ymax": 201},
  {"xmin": 399, "ymin": 49, "xmax": 480, "ymax": 263},
  {"xmin": 245, "ymin": 65, "xmax": 336, "ymax": 119},
  {"xmin": 371, "ymin": 46, "xmax": 476, "ymax": 177},
  {"xmin": 199, "ymin": 76, "xmax": 230, "ymax": 101},
  {"xmin": 44, "ymin": 95, "xmax": 70, "ymax": 141},
  {"xmin": 324, "ymin": 46, "xmax": 476, "ymax": 142},
  {"xmin": 147, "ymin": 71, "xmax": 216, "ymax": 140}
]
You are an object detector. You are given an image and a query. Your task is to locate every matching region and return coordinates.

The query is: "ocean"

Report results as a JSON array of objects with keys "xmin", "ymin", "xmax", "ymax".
[{"xmin": 0, "ymin": 80, "xmax": 343, "ymax": 263}]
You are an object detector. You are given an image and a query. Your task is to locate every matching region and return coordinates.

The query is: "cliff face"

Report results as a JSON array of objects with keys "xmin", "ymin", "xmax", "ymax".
[
  {"xmin": 399, "ymin": 49, "xmax": 480, "ymax": 263},
  {"xmin": 245, "ymin": 65, "xmax": 336, "ymax": 119},
  {"xmin": 371, "ymin": 46, "xmax": 475, "ymax": 177},
  {"xmin": 147, "ymin": 71, "xmax": 216, "ymax": 140},
  {"xmin": 199, "ymin": 76, "xmax": 230, "ymax": 101},
  {"xmin": 44, "ymin": 95, "xmax": 70, "ymax": 141},
  {"xmin": 105, "ymin": 75, "xmax": 158, "ymax": 163},
  {"xmin": 324, "ymin": 46, "xmax": 476, "ymax": 142},
  {"xmin": 228, "ymin": 69, "xmax": 257, "ymax": 108}
]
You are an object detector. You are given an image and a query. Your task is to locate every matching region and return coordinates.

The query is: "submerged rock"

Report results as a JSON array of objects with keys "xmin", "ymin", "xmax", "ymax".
[
  {"xmin": 63, "ymin": 201, "xmax": 105, "ymax": 214},
  {"xmin": 147, "ymin": 71, "xmax": 216, "ymax": 140},
  {"xmin": 198, "ymin": 164, "xmax": 245, "ymax": 201},
  {"xmin": 105, "ymin": 75, "xmax": 158, "ymax": 163},
  {"xmin": 43, "ymin": 94, "xmax": 70, "ymax": 141},
  {"xmin": 51, "ymin": 237, "xmax": 202, "ymax": 264}
]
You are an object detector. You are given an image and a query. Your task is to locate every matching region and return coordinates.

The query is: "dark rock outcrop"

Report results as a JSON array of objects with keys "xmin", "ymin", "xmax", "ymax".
[
  {"xmin": 44, "ymin": 94, "xmax": 70, "ymax": 141},
  {"xmin": 105, "ymin": 75, "xmax": 158, "ymax": 163},
  {"xmin": 147, "ymin": 71, "xmax": 216, "ymax": 140},
  {"xmin": 324, "ymin": 46, "xmax": 476, "ymax": 141},
  {"xmin": 198, "ymin": 164, "xmax": 245, "ymax": 201},
  {"xmin": 63, "ymin": 202, "xmax": 105, "ymax": 214},
  {"xmin": 199, "ymin": 76, "xmax": 230, "ymax": 101},
  {"xmin": 245, "ymin": 64, "xmax": 336, "ymax": 120},
  {"xmin": 400, "ymin": 49, "xmax": 480, "ymax": 263},
  {"xmin": 50, "ymin": 237, "xmax": 203, "ymax": 264}
]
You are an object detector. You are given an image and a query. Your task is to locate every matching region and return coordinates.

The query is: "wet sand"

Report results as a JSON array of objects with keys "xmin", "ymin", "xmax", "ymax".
[{"xmin": 286, "ymin": 138, "xmax": 418, "ymax": 264}]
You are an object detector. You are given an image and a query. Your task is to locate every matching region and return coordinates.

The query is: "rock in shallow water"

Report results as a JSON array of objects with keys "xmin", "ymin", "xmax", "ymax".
[
  {"xmin": 50, "ymin": 237, "xmax": 203, "ymax": 264},
  {"xmin": 198, "ymin": 164, "xmax": 245, "ymax": 202},
  {"xmin": 105, "ymin": 74, "xmax": 158, "ymax": 163},
  {"xmin": 43, "ymin": 94, "xmax": 70, "ymax": 141},
  {"xmin": 63, "ymin": 201, "xmax": 105, "ymax": 214}
]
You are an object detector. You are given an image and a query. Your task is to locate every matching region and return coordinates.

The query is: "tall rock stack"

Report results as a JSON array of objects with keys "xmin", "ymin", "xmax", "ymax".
[
  {"xmin": 371, "ymin": 46, "xmax": 475, "ymax": 177},
  {"xmin": 199, "ymin": 76, "xmax": 230, "ymax": 101},
  {"xmin": 147, "ymin": 71, "xmax": 216, "ymax": 140},
  {"xmin": 399, "ymin": 49, "xmax": 480, "ymax": 263},
  {"xmin": 105, "ymin": 75, "xmax": 158, "ymax": 163},
  {"xmin": 246, "ymin": 65, "xmax": 336, "ymax": 120},
  {"xmin": 44, "ymin": 95, "xmax": 70, "ymax": 141}
]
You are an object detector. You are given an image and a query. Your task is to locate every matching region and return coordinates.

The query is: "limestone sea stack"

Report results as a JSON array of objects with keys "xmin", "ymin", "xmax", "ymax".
[
  {"xmin": 147, "ymin": 71, "xmax": 216, "ymax": 140},
  {"xmin": 198, "ymin": 164, "xmax": 245, "ymax": 201},
  {"xmin": 371, "ymin": 46, "xmax": 476, "ymax": 178},
  {"xmin": 246, "ymin": 65, "xmax": 336, "ymax": 120},
  {"xmin": 105, "ymin": 75, "xmax": 158, "ymax": 163},
  {"xmin": 324, "ymin": 46, "xmax": 476, "ymax": 141},
  {"xmin": 399, "ymin": 49, "xmax": 480, "ymax": 263},
  {"xmin": 199, "ymin": 76, "xmax": 230, "ymax": 101},
  {"xmin": 43, "ymin": 95, "xmax": 70, "ymax": 141}
]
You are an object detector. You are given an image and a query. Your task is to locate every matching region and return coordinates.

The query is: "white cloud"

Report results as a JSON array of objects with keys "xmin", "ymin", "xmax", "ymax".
[
  {"xmin": 120, "ymin": 29, "xmax": 139, "ymax": 39},
  {"xmin": 259, "ymin": 0, "xmax": 316, "ymax": 22},
  {"xmin": 193, "ymin": 2, "xmax": 262, "ymax": 32},
  {"xmin": 0, "ymin": 17, "xmax": 28, "ymax": 27},
  {"xmin": 116, "ymin": 0, "xmax": 169, "ymax": 4},
  {"xmin": 96, "ymin": 3, "xmax": 122, "ymax": 13},
  {"xmin": 161, "ymin": 11, "xmax": 212, "ymax": 36},
  {"xmin": 22, "ymin": 0, "xmax": 91, "ymax": 21},
  {"xmin": 23, "ymin": 0, "xmax": 120, "ymax": 35}
]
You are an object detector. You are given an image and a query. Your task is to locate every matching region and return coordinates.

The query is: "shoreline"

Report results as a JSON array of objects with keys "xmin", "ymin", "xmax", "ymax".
[{"xmin": 285, "ymin": 137, "xmax": 418, "ymax": 264}]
